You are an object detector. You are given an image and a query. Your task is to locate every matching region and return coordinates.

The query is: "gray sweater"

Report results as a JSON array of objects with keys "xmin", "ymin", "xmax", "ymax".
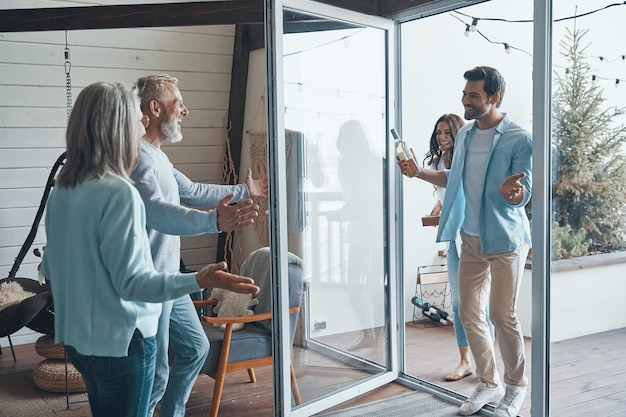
[{"xmin": 131, "ymin": 140, "xmax": 249, "ymax": 272}]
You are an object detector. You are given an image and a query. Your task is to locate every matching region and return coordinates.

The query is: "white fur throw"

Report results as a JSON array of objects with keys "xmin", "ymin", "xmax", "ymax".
[{"xmin": 0, "ymin": 281, "xmax": 36, "ymax": 312}]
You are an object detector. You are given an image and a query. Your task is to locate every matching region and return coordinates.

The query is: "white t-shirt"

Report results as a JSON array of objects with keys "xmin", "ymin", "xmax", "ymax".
[{"xmin": 462, "ymin": 126, "xmax": 495, "ymax": 236}]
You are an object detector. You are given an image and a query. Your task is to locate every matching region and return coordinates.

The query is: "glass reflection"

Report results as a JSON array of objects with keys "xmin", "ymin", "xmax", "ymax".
[{"xmin": 282, "ymin": 9, "xmax": 389, "ymax": 404}]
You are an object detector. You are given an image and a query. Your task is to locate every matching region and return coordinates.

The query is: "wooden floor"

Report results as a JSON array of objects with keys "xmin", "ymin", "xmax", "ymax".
[{"xmin": 2, "ymin": 326, "xmax": 625, "ymax": 417}]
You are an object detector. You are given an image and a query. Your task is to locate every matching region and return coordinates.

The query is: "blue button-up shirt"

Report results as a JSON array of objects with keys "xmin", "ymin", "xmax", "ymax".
[{"xmin": 436, "ymin": 113, "xmax": 532, "ymax": 254}]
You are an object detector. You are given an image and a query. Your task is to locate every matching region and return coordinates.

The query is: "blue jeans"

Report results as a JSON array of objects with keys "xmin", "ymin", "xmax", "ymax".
[
  {"xmin": 149, "ymin": 295, "xmax": 210, "ymax": 417},
  {"xmin": 447, "ymin": 242, "xmax": 494, "ymax": 348},
  {"xmin": 66, "ymin": 329, "xmax": 156, "ymax": 417}
]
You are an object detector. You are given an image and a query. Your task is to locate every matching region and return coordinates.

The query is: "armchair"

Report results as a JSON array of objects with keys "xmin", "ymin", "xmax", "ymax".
[{"xmin": 193, "ymin": 247, "xmax": 304, "ymax": 417}]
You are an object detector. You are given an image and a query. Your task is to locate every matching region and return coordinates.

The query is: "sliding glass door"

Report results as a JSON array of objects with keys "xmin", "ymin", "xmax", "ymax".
[{"xmin": 265, "ymin": 1, "xmax": 398, "ymax": 415}]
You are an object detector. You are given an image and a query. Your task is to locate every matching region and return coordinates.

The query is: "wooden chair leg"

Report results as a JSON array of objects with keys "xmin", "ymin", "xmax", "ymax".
[
  {"xmin": 210, "ymin": 371, "xmax": 226, "ymax": 417},
  {"xmin": 290, "ymin": 362, "xmax": 302, "ymax": 405},
  {"xmin": 210, "ymin": 324, "xmax": 234, "ymax": 417},
  {"xmin": 247, "ymin": 368, "xmax": 257, "ymax": 383}
]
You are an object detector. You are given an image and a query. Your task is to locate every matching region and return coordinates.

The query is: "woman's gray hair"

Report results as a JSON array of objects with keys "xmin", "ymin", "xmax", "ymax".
[
  {"xmin": 57, "ymin": 81, "xmax": 141, "ymax": 187},
  {"xmin": 134, "ymin": 74, "xmax": 179, "ymax": 113}
]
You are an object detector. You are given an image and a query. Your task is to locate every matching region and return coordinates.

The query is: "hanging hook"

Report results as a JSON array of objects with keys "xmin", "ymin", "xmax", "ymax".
[{"xmin": 64, "ymin": 30, "xmax": 73, "ymax": 121}]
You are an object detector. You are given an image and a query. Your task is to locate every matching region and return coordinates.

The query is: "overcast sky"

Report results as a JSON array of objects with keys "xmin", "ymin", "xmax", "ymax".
[{"xmin": 402, "ymin": 0, "xmax": 626, "ymax": 146}]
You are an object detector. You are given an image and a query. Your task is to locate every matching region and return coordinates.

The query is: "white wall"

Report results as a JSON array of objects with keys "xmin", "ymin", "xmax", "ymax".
[
  {"xmin": 0, "ymin": 1, "xmax": 237, "ymax": 345},
  {"xmin": 549, "ymin": 262, "xmax": 626, "ymax": 342}
]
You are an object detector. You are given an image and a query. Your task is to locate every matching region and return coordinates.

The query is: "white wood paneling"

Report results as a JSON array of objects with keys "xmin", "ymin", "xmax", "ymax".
[
  {"xmin": 0, "ymin": 208, "xmax": 40, "ymax": 228},
  {"xmin": 0, "ymin": 2, "xmax": 238, "ymax": 338},
  {"xmin": 0, "ymin": 149, "xmax": 66, "ymax": 168},
  {"xmin": 0, "ymin": 188, "xmax": 48, "ymax": 209},
  {"xmin": 0, "ymin": 168, "xmax": 59, "ymax": 189},
  {"xmin": 0, "ymin": 129, "xmax": 66, "ymax": 148}
]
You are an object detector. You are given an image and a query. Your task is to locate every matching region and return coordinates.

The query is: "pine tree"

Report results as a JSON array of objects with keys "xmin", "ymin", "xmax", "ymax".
[{"xmin": 552, "ymin": 25, "xmax": 626, "ymax": 258}]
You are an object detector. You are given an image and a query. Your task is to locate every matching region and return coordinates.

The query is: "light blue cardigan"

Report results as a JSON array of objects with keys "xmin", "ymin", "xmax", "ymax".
[{"xmin": 41, "ymin": 173, "xmax": 201, "ymax": 357}]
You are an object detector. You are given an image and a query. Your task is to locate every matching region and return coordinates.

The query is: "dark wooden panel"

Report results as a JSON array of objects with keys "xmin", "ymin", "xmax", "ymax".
[
  {"xmin": 0, "ymin": 1, "xmax": 264, "ymax": 32},
  {"xmin": 216, "ymin": 23, "xmax": 252, "ymax": 264},
  {"xmin": 0, "ymin": 0, "xmax": 461, "ymax": 34}
]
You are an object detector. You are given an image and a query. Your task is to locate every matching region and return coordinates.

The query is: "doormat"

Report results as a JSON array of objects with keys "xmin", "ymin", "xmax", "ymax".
[{"xmin": 316, "ymin": 391, "xmax": 461, "ymax": 417}]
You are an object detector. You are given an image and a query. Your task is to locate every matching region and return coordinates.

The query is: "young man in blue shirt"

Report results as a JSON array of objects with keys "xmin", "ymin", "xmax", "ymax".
[{"xmin": 399, "ymin": 66, "xmax": 532, "ymax": 417}]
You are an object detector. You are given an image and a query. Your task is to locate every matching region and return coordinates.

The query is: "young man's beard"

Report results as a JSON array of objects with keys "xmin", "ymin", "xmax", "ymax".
[{"xmin": 162, "ymin": 116, "xmax": 183, "ymax": 143}]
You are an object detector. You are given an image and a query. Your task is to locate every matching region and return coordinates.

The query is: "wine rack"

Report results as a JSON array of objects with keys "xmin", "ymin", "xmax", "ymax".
[{"xmin": 412, "ymin": 263, "xmax": 452, "ymax": 327}]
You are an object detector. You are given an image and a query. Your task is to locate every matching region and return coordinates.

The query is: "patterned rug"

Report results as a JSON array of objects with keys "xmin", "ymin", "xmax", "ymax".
[
  {"xmin": 316, "ymin": 391, "xmax": 461, "ymax": 417},
  {"xmin": 0, "ymin": 371, "xmax": 90, "ymax": 417}
]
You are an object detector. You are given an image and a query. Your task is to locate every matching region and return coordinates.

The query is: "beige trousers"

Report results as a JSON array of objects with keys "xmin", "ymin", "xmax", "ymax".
[{"xmin": 458, "ymin": 231, "xmax": 529, "ymax": 387}]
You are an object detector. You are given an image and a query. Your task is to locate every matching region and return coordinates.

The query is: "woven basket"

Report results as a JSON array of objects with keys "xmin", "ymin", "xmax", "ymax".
[
  {"xmin": 35, "ymin": 334, "xmax": 65, "ymax": 359},
  {"xmin": 33, "ymin": 359, "xmax": 86, "ymax": 393}
]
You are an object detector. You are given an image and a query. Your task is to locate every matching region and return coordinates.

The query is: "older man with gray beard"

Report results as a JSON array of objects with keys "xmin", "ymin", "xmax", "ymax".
[{"xmin": 132, "ymin": 74, "xmax": 267, "ymax": 417}]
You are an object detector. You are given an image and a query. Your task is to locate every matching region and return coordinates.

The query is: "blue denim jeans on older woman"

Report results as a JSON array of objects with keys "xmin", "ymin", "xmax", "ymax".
[{"xmin": 65, "ymin": 329, "xmax": 157, "ymax": 417}]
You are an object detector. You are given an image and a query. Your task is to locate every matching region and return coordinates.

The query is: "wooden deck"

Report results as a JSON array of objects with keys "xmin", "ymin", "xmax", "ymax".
[{"xmin": 1, "ymin": 326, "xmax": 625, "ymax": 416}]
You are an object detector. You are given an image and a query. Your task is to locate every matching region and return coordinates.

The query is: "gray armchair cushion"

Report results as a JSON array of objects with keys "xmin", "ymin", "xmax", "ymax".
[{"xmin": 199, "ymin": 250, "xmax": 304, "ymax": 375}]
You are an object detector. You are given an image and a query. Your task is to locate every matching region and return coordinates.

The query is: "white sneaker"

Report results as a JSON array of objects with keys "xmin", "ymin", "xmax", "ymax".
[
  {"xmin": 459, "ymin": 382, "xmax": 505, "ymax": 416},
  {"xmin": 494, "ymin": 385, "xmax": 527, "ymax": 417}
]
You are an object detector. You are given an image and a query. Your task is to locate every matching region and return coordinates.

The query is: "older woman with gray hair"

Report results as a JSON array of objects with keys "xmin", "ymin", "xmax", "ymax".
[{"xmin": 41, "ymin": 81, "xmax": 258, "ymax": 417}]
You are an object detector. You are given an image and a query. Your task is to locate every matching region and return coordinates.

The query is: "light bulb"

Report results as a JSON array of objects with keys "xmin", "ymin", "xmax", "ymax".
[
  {"xmin": 504, "ymin": 43, "xmax": 511, "ymax": 54},
  {"xmin": 464, "ymin": 24, "xmax": 470, "ymax": 37},
  {"xmin": 615, "ymin": 79, "xmax": 620, "ymax": 88},
  {"xmin": 470, "ymin": 18, "xmax": 478, "ymax": 32}
]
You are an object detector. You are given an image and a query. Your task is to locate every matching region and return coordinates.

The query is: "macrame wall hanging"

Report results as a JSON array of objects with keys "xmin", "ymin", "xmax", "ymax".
[
  {"xmin": 248, "ymin": 91, "xmax": 306, "ymax": 249},
  {"xmin": 247, "ymin": 94, "xmax": 271, "ymax": 247},
  {"xmin": 226, "ymin": 94, "xmax": 306, "ymax": 266},
  {"xmin": 221, "ymin": 116, "xmax": 245, "ymax": 273}
]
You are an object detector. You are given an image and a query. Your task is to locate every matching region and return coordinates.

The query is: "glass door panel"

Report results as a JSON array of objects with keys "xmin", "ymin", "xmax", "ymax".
[
  {"xmin": 549, "ymin": 2, "xmax": 626, "ymax": 416},
  {"xmin": 400, "ymin": 2, "xmax": 534, "ymax": 415},
  {"xmin": 281, "ymin": 7, "xmax": 391, "ymax": 404}
]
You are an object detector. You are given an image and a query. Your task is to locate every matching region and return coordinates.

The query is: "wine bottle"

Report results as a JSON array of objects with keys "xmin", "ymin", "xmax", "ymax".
[
  {"xmin": 391, "ymin": 129, "xmax": 419, "ymax": 177},
  {"xmin": 411, "ymin": 297, "xmax": 449, "ymax": 325},
  {"xmin": 423, "ymin": 309, "xmax": 448, "ymax": 325},
  {"xmin": 432, "ymin": 305, "xmax": 452, "ymax": 322}
]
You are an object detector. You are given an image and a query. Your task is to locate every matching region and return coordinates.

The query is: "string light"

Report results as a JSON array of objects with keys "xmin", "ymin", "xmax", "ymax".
[
  {"xmin": 591, "ymin": 54, "xmax": 626, "ymax": 62},
  {"xmin": 284, "ymin": 105, "xmax": 386, "ymax": 119},
  {"xmin": 557, "ymin": 65, "xmax": 626, "ymax": 87},
  {"xmin": 283, "ymin": 28, "xmax": 366, "ymax": 58},
  {"xmin": 451, "ymin": 13, "xmax": 532, "ymax": 56},
  {"xmin": 451, "ymin": 2, "xmax": 626, "ymax": 60},
  {"xmin": 470, "ymin": 18, "xmax": 479, "ymax": 32},
  {"xmin": 452, "ymin": 2, "xmax": 626, "ymax": 24}
]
